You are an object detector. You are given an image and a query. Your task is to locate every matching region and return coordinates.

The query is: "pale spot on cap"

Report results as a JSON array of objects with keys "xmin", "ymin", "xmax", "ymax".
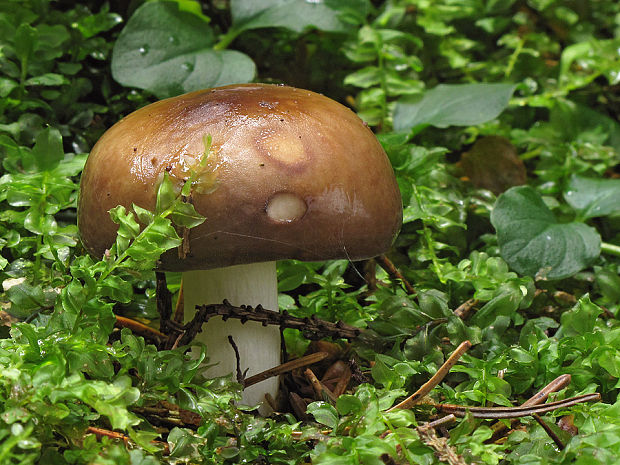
[
  {"xmin": 259, "ymin": 129, "xmax": 306, "ymax": 164},
  {"xmin": 266, "ymin": 192, "xmax": 307, "ymax": 222}
]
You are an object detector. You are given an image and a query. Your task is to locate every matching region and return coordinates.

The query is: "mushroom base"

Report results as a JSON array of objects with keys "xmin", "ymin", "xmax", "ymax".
[{"xmin": 183, "ymin": 262, "xmax": 280, "ymax": 413}]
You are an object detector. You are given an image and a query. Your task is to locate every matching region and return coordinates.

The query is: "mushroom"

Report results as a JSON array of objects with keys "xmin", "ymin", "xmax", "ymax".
[{"xmin": 78, "ymin": 84, "xmax": 402, "ymax": 410}]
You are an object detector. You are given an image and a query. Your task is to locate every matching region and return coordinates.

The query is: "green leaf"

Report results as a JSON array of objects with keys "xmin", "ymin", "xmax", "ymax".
[
  {"xmin": 155, "ymin": 172, "xmax": 177, "ymax": 215},
  {"xmin": 564, "ymin": 175, "xmax": 620, "ymax": 220},
  {"xmin": 550, "ymin": 100, "xmax": 620, "ymax": 151},
  {"xmin": 491, "ymin": 186, "xmax": 601, "ymax": 280},
  {"xmin": 336, "ymin": 395, "xmax": 362, "ymax": 416},
  {"xmin": 307, "ymin": 401, "xmax": 338, "ymax": 429},
  {"xmin": 557, "ymin": 295, "xmax": 603, "ymax": 338},
  {"xmin": 25, "ymin": 73, "xmax": 68, "ymax": 87},
  {"xmin": 169, "ymin": 201, "xmax": 206, "ymax": 229},
  {"xmin": 393, "ymin": 83, "xmax": 516, "ymax": 132},
  {"xmin": 127, "ymin": 216, "xmax": 182, "ymax": 262},
  {"xmin": 111, "ymin": 1, "xmax": 255, "ymax": 98},
  {"xmin": 14, "ymin": 23, "xmax": 38, "ymax": 64},
  {"xmin": 109, "ymin": 205, "xmax": 141, "ymax": 255},
  {"xmin": 31, "ymin": 127, "xmax": 64, "ymax": 171},
  {"xmin": 98, "ymin": 275, "xmax": 133, "ymax": 303},
  {"xmin": 5, "ymin": 280, "xmax": 47, "ymax": 317},
  {"xmin": 230, "ymin": 0, "xmax": 368, "ymax": 34},
  {"xmin": 559, "ymin": 38, "xmax": 620, "ymax": 86}
]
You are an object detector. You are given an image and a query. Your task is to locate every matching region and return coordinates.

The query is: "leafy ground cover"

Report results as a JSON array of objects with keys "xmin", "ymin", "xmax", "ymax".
[{"xmin": 1, "ymin": 0, "xmax": 620, "ymax": 463}]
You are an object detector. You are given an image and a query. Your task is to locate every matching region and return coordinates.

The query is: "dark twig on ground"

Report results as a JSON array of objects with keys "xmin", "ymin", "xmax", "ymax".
[
  {"xmin": 453, "ymin": 299, "xmax": 479, "ymax": 319},
  {"xmin": 433, "ymin": 393, "xmax": 600, "ymax": 419},
  {"xmin": 489, "ymin": 374, "xmax": 572, "ymax": 441},
  {"xmin": 532, "ymin": 413, "xmax": 565, "ymax": 450},
  {"xmin": 244, "ymin": 352, "xmax": 329, "ymax": 388},
  {"xmin": 304, "ymin": 368, "xmax": 338, "ymax": 404}
]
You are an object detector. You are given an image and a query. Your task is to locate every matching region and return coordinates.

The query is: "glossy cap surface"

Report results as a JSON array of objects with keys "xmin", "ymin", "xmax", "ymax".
[{"xmin": 78, "ymin": 84, "xmax": 402, "ymax": 270}]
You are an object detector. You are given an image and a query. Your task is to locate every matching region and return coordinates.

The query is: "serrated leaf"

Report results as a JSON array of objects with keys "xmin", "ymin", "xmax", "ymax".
[
  {"xmin": 98, "ymin": 274, "xmax": 133, "ymax": 303},
  {"xmin": 491, "ymin": 186, "xmax": 601, "ymax": 280},
  {"xmin": 6, "ymin": 281, "xmax": 47, "ymax": 317},
  {"xmin": 111, "ymin": 1, "xmax": 255, "ymax": 98},
  {"xmin": 393, "ymin": 83, "xmax": 516, "ymax": 132},
  {"xmin": 170, "ymin": 201, "xmax": 206, "ymax": 228},
  {"xmin": 564, "ymin": 175, "xmax": 620, "ymax": 219},
  {"xmin": 109, "ymin": 205, "xmax": 141, "ymax": 255},
  {"xmin": 133, "ymin": 204, "xmax": 155, "ymax": 225},
  {"xmin": 126, "ymin": 216, "xmax": 182, "ymax": 262}
]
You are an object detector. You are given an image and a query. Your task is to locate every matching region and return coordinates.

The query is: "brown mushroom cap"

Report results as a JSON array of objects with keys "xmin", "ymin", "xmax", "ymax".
[{"xmin": 78, "ymin": 84, "xmax": 402, "ymax": 271}]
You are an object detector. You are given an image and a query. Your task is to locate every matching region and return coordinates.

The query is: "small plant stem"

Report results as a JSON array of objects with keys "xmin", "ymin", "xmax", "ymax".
[
  {"xmin": 18, "ymin": 56, "xmax": 28, "ymax": 98},
  {"xmin": 504, "ymin": 38, "xmax": 525, "ymax": 79},
  {"xmin": 383, "ymin": 416, "xmax": 418, "ymax": 464},
  {"xmin": 214, "ymin": 28, "xmax": 242, "ymax": 51},
  {"xmin": 412, "ymin": 185, "xmax": 445, "ymax": 283},
  {"xmin": 388, "ymin": 340, "xmax": 472, "ymax": 411},
  {"xmin": 375, "ymin": 254, "xmax": 416, "ymax": 295},
  {"xmin": 601, "ymin": 242, "xmax": 620, "ymax": 257}
]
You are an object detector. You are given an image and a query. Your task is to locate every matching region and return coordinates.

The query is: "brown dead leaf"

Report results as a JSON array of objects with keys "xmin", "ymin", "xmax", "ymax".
[{"xmin": 459, "ymin": 136, "xmax": 526, "ymax": 194}]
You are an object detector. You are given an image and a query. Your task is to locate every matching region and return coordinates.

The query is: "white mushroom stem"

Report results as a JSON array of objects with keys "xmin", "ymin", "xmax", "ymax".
[{"xmin": 182, "ymin": 261, "xmax": 281, "ymax": 411}]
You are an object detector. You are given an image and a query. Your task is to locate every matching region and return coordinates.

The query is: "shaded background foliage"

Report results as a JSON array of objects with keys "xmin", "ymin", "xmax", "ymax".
[{"xmin": 1, "ymin": 0, "xmax": 620, "ymax": 464}]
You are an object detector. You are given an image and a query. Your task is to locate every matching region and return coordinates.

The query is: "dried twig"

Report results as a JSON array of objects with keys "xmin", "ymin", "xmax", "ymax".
[
  {"xmin": 156, "ymin": 271, "xmax": 173, "ymax": 333},
  {"xmin": 172, "ymin": 278, "xmax": 185, "ymax": 324},
  {"xmin": 523, "ymin": 374, "xmax": 572, "ymax": 407},
  {"xmin": 86, "ymin": 426, "xmax": 169, "ymax": 454},
  {"xmin": 332, "ymin": 363, "xmax": 352, "ymax": 397},
  {"xmin": 133, "ymin": 400, "xmax": 202, "ymax": 429},
  {"xmin": 490, "ymin": 374, "xmax": 571, "ymax": 439},
  {"xmin": 453, "ymin": 299, "xmax": 479, "ymax": 319},
  {"xmin": 304, "ymin": 368, "xmax": 338, "ymax": 404},
  {"xmin": 228, "ymin": 335, "xmax": 246, "ymax": 384},
  {"xmin": 375, "ymin": 254, "xmax": 416, "ymax": 295},
  {"xmin": 426, "ymin": 414, "xmax": 457, "ymax": 429},
  {"xmin": 114, "ymin": 315, "xmax": 167, "ymax": 343},
  {"xmin": 388, "ymin": 341, "xmax": 472, "ymax": 411},
  {"xmin": 174, "ymin": 306, "xmax": 210, "ymax": 347},
  {"xmin": 86, "ymin": 426, "xmax": 129, "ymax": 442},
  {"xmin": 417, "ymin": 423, "xmax": 467, "ymax": 465},
  {"xmin": 434, "ymin": 393, "xmax": 601, "ymax": 419},
  {"xmin": 196, "ymin": 300, "xmax": 361, "ymax": 341},
  {"xmin": 532, "ymin": 413, "xmax": 565, "ymax": 450},
  {"xmin": 244, "ymin": 352, "xmax": 329, "ymax": 388}
]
